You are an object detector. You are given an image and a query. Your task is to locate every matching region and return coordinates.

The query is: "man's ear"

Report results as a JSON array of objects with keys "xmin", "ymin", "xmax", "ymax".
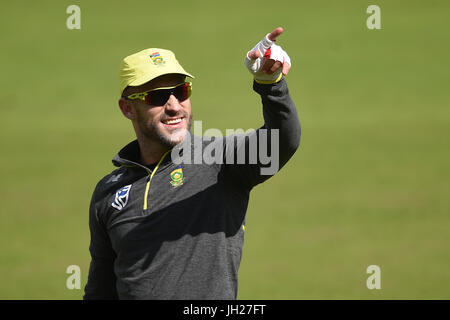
[{"xmin": 118, "ymin": 98, "xmax": 135, "ymax": 120}]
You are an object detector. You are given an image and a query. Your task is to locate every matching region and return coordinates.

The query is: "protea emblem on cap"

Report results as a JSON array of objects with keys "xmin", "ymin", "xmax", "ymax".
[
  {"xmin": 170, "ymin": 166, "xmax": 184, "ymax": 188},
  {"xmin": 150, "ymin": 52, "xmax": 165, "ymax": 65}
]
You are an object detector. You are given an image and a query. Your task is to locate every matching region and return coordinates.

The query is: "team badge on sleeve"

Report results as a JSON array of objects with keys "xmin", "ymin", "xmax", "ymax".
[{"xmin": 112, "ymin": 184, "xmax": 132, "ymax": 210}]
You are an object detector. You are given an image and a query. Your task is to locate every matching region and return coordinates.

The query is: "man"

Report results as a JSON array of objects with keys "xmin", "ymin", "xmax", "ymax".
[{"xmin": 84, "ymin": 27, "xmax": 301, "ymax": 300}]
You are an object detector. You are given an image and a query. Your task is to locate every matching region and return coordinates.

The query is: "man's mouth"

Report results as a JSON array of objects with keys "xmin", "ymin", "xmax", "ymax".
[{"xmin": 162, "ymin": 117, "xmax": 184, "ymax": 128}]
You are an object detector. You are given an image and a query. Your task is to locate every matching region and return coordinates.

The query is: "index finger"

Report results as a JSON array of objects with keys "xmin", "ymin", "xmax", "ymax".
[{"xmin": 267, "ymin": 27, "xmax": 284, "ymax": 41}]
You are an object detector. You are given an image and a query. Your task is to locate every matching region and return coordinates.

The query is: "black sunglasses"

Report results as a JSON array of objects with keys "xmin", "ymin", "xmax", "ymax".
[{"xmin": 125, "ymin": 82, "xmax": 192, "ymax": 106}]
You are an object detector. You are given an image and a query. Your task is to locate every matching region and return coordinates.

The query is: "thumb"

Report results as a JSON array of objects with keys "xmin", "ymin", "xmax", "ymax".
[{"xmin": 247, "ymin": 50, "xmax": 260, "ymax": 60}]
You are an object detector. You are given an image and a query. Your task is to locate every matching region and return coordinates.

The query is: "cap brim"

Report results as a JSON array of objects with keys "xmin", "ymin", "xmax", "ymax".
[{"xmin": 128, "ymin": 68, "xmax": 194, "ymax": 88}]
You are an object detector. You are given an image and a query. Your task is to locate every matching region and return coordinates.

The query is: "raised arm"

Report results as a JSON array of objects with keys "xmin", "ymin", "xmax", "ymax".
[{"xmin": 224, "ymin": 28, "xmax": 301, "ymax": 189}]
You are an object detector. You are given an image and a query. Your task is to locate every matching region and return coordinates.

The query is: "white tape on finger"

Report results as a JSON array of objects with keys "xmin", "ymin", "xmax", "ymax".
[
  {"xmin": 244, "ymin": 34, "xmax": 272, "ymax": 73},
  {"xmin": 253, "ymin": 34, "xmax": 273, "ymax": 58}
]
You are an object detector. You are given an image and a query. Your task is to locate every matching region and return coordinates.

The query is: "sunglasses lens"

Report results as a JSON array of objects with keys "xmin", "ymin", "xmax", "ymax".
[
  {"xmin": 145, "ymin": 91, "xmax": 169, "ymax": 106},
  {"xmin": 144, "ymin": 83, "xmax": 191, "ymax": 106},
  {"xmin": 174, "ymin": 82, "xmax": 191, "ymax": 102}
]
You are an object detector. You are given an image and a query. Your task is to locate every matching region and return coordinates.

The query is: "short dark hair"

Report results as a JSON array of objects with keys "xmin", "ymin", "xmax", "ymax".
[{"xmin": 121, "ymin": 86, "xmax": 132, "ymax": 98}]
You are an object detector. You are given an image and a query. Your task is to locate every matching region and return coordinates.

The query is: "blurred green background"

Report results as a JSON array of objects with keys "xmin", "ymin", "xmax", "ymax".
[{"xmin": 0, "ymin": 0, "xmax": 449, "ymax": 299}]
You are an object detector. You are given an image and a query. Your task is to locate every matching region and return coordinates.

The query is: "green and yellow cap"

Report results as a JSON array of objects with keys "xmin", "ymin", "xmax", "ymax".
[{"xmin": 119, "ymin": 48, "xmax": 194, "ymax": 96}]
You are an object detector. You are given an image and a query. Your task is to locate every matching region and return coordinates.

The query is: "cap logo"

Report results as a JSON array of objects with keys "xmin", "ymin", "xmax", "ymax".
[{"xmin": 150, "ymin": 52, "xmax": 165, "ymax": 65}]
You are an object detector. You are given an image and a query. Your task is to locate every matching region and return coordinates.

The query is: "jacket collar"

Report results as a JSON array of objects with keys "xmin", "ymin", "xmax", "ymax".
[
  {"xmin": 112, "ymin": 133, "xmax": 201, "ymax": 172},
  {"xmin": 112, "ymin": 139, "xmax": 173, "ymax": 172}
]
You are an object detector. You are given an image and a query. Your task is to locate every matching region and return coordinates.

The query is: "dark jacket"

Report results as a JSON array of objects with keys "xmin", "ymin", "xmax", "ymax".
[{"xmin": 84, "ymin": 78, "xmax": 301, "ymax": 299}]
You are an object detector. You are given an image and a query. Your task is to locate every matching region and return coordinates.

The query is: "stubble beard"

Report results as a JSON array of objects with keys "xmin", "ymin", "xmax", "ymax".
[{"xmin": 139, "ymin": 113, "xmax": 193, "ymax": 149}]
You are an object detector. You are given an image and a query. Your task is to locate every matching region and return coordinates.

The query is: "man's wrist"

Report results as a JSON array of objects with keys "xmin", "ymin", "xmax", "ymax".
[{"xmin": 254, "ymin": 73, "xmax": 283, "ymax": 85}]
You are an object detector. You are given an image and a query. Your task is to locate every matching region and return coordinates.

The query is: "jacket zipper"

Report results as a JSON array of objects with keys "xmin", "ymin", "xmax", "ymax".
[{"xmin": 143, "ymin": 150, "xmax": 171, "ymax": 211}]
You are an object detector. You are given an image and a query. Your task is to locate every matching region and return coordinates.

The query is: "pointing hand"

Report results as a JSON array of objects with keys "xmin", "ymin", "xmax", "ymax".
[{"xmin": 245, "ymin": 27, "xmax": 291, "ymax": 83}]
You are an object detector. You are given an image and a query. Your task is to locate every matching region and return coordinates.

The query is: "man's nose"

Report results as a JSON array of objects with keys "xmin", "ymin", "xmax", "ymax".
[{"xmin": 164, "ymin": 95, "xmax": 182, "ymax": 113}]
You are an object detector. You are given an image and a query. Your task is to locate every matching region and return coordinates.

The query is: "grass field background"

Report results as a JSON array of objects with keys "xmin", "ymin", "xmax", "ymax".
[{"xmin": 0, "ymin": 0, "xmax": 449, "ymax": 299}]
